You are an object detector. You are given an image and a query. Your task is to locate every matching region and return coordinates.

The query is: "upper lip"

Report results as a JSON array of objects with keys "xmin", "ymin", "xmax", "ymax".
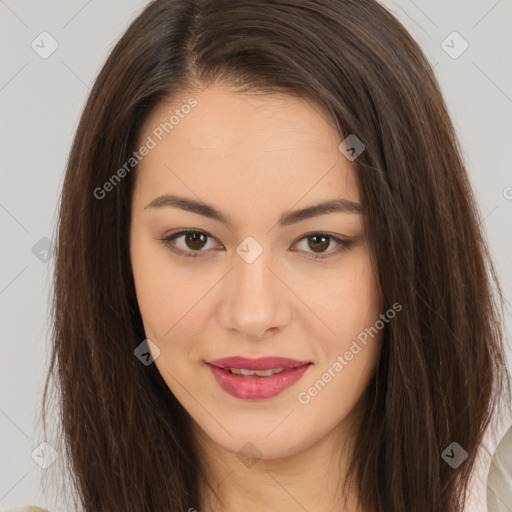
[{"xmin": 207, "ymin": 356, "xmax": 311, "ymax": 370}]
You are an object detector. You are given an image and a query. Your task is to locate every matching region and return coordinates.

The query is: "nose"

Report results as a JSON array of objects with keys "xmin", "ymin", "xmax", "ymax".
[{"xmin": 218, "ymin": 245, "xmax": 291, "ymax": 340}]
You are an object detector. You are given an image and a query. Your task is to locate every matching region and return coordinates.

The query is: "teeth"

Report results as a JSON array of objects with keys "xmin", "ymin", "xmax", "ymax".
[{"xmin": 227, "ymin": 367, "xmax": 285, "ymax": 377}]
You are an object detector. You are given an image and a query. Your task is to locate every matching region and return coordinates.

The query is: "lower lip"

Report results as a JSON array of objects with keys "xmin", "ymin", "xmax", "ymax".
[{"xmin": 207, "ymin": 363, "xmax": 312, "ymax": 400}]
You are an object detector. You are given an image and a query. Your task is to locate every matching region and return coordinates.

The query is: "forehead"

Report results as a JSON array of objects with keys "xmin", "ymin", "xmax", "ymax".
[{"xmin": 133, "ymin": 85, "xmax": 360, "ymax": 214}]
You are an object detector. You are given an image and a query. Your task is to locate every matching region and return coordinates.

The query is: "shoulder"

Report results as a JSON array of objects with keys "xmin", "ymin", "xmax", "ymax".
[
  {"xmin": 487, "ymin": 424, "xmax": 512, "ymax": 512},
  {"xmin": 4, "ymin": 507, "xmax": 50, "ymax": 512}
]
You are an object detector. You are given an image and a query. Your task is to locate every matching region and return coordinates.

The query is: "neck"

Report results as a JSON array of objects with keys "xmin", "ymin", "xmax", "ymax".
[{"xmin": 192, "ymin": 406, "xmax": 364, "ymax": 512}]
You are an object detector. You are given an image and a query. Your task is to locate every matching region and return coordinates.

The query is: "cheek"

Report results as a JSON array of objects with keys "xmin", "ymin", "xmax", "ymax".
[
  {"xmin": 131, "ymin": 239, "xmax": 169, "ymax": 336},
  {"xmin": 298, "ymin": 278, "xmax": 383, "ymax": 420},
  {"xmin": 309, "ymin": 247, "xmax": 382, "ymax": 349},
  {"xmin": 319, "ymin": 256, "xmax": 382, "ymax": 402},
  {"xmin": 131, "ymin": 234, "xmax": 201, "ymax": 339}
]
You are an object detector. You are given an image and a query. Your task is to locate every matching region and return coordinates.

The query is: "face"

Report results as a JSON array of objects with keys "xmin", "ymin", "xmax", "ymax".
[{"xmin": 129, "ymin": 84, "xmax": 384, "ymax": 461}]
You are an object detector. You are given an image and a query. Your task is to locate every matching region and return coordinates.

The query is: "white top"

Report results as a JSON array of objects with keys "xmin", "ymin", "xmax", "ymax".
[
  {"xmin": 487, "ymin": 424, "xmax": 512, "ymax": 512},
  {"xmin": 5, "ymin": 508, "xmax": 49, "ymax": 512}
]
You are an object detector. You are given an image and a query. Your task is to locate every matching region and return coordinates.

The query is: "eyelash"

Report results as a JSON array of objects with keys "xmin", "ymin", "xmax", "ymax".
[{"xmin": 158, "ymin": 230, "xmax": 353, "ymax": 261}]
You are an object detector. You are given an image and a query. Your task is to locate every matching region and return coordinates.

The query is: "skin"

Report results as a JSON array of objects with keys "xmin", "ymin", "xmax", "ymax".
[{"xmin": 129, "ymin": 84, "xmax": 384, "ymax": 512}]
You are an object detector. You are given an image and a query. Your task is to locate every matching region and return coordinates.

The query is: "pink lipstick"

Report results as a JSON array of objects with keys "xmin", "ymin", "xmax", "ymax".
[{"xmin": 206, "ymin": 356, "xmax": 312, "ymax": 400}]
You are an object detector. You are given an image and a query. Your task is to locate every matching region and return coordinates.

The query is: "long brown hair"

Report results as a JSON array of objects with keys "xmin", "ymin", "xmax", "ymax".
[{"xmin": 42, "ymin": 0, "xmax": 512, "ymax": 510}]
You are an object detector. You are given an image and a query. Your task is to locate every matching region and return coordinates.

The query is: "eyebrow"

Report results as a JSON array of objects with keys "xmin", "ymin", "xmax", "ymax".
[{"xmin": 144, "ymin": 194, "xmax": 362, "ymax": 227}]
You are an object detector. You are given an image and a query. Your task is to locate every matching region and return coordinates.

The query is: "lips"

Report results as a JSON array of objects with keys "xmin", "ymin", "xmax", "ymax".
[
  {"xmin": 207, "ymin": 356, "xmax": 311, "ymax": 371},
  {"xmin": 205, "ymin": 356, "xmax": 313, "ymax": 400}
]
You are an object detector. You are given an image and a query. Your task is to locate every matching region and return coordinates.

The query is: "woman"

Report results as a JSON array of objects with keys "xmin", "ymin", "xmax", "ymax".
[{"xmin": 27, "ymin": 0, "xmax": 512, "ymax": 511}]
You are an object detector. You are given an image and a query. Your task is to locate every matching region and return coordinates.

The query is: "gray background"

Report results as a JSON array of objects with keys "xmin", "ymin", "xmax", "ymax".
[{"xmin": 1, "ymin": 1, "xmax": 511, "ymax": 510}]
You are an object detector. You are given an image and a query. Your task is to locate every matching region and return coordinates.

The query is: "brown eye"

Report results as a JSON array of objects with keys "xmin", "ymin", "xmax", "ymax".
[
  {"xmin": 159, "ymin": 230, "xmax": 217, "ymax": 258},
  {"xmin": 307, "ymin": 234, "xmax": 330, "ymax": 253},
  {"xmin": 183, "ymin": 231, "xmax": 208, "ymax": 250},
  {"xmin": 294, "ymin": 232, "xmax": 353, "ymax": 261}
]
